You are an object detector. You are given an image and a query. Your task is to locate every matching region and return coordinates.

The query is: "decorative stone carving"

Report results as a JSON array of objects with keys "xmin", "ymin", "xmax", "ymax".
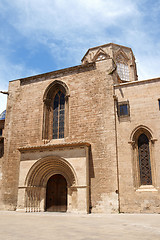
[
  {"xmin": 92, "ymin": 48, "xmax": 110, "ymax": 62},
  {"xmin": 114, "ymin": 49, "xmax": 129, "ymax": 64}
]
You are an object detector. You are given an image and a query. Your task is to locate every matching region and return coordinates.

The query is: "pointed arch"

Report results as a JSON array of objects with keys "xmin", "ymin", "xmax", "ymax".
[
  {"xmin": 114, "ymin": 49, "xmax": 129, "ymax": 64},
  {"xmin": 114, "ymin": 49, "xmax": 130, "ymax": 81},
  {"xmin": 92, "ymin": 48, "xmax": 110, "ymax": 62},
  {"xmin": 43, "ymin": 80, "xmax": 69, "ymax": 140},
  {"xmin": 130, "ymin": 125, "xmax": 153, "ymax": 142},
  {"xmin": 129, "ymin": 125, "xmax": 156, "ymax": 188},
  {"xmin": 43, "ymin": 80, "xmax": 70, "ymax": 103}
]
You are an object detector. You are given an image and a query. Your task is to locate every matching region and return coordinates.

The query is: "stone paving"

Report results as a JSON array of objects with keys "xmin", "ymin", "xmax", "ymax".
[{"xmin": 0, "ymin": 211, "xmax": 160, "ymax": 240}]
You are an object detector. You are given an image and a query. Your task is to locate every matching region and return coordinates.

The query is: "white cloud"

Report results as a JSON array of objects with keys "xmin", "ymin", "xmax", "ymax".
[
  {"xmin": 2, "ymin": 0, "xmax": 142, "ymax": 68},
  {"xmin": 0, "ymin": 55, "xmax": 39, "ymax": 113},
  {"xmin": 6, "ymin": 0, "xmax": 138, "ymax": 32},
  {"xmin": 2, "ymin": 0, "xmax": 139, "ymax": 49},
  {"xmin": 0, "ymin": 0, "xmax": 160, "ymax": 106}
]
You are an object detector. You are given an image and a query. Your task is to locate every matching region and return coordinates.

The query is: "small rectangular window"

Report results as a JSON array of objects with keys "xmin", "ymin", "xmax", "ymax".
[
  {"xmin": 0, "ymin": 129, "xmax": 2, "ymax": 136},
  {"xmin": 120, "ymin": 104, "xmax": 128, "ymax": 116},
  {"xmin": 118, "ymin": 101, "xmax": 130, "ymax": 117}
]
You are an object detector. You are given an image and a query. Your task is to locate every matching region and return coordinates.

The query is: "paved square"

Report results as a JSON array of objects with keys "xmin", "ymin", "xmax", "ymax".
[{"xmin": 0, "ymin": 212, "xmax": 160, "ymax": 240}]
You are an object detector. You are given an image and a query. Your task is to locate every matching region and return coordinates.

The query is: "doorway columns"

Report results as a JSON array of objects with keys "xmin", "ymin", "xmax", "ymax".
[{"xmin": 17, "ymin": 142, "xmax": 90, "ymax": 213}]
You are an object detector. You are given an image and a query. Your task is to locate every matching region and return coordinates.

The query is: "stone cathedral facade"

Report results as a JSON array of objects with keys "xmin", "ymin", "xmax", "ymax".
[{"xmin": 0, "ymin": 43, "xmax": 160, "ymax": 213}]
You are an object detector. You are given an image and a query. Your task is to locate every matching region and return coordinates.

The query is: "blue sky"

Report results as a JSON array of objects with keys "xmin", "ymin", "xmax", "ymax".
[{"xmin": 0, "ymin": 0, "xmax": 160, "ymax": 112}]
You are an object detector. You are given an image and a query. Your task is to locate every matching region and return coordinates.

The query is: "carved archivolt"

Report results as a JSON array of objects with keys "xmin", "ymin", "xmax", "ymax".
[
  {"xmin": 24, "ymin": 156, "xmax": 77, "ymax": 212},
  {"xmin": 25, "ymin": 156, "xmax": 77, "ymax": 188}
]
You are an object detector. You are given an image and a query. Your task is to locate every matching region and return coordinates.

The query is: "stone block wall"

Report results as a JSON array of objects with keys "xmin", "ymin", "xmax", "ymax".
[
  {"xmin": 1, "ymin": 59, "xmax": 118, "ymax": 213},
  {"xmin": 2, "ymin": 42, "xmax": 159, "ymax": 214},
  {"xmin": 115, "ymin": 78, "xmax": 160, "ymax": 213}
]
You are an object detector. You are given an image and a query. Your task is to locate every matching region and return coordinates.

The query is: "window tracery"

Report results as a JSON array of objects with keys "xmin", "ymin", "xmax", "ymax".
[
  {"xmin": 115, "ymin": 50, "xmax": 130, "ymax": 81},
  {"xmin": 116, "ymin": 63, "xmax": 129, "ymax": 81},
  {"xmin": 138, "ymin": 134, "xmax": 152, "ymax": 185},
  {"xmin": 130, "ymin": 126, "xmax": 154, "ymax": 188},
  {"xmin": 43, "ymin": 81, "xmax": 69, "ymax": 140},
  {"xmin": 53, "ymin": 91, "xmax": 65, "ymax": 139}
]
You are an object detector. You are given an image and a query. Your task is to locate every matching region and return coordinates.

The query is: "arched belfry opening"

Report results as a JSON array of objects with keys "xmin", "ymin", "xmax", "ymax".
[{"xmin": 46, "ymin": 174, "xmax": 67, "ymax": 212}]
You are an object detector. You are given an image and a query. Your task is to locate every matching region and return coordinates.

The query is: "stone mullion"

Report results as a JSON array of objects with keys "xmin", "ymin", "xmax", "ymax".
[{"xmin": 57, "ymin": 94, "xmax": 60, "ymax": 138}]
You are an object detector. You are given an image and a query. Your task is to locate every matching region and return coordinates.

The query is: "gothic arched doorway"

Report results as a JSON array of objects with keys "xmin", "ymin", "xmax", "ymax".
[{"xmin": 46, "ymin": 174, "xmax": 67, "ymax": 212}]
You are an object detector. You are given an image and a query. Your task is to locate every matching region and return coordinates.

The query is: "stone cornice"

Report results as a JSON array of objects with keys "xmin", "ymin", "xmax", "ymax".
[
  {"xmin": 18, "ymin": 141, "xmax": 91, "ymax": 152},
  {"xmin": 10, "ymin": 62, "xmax": 95, "ymax": 84},
  {"xmin": 114, "ymin": 77, "xmax": 160, "ymax": 88}
]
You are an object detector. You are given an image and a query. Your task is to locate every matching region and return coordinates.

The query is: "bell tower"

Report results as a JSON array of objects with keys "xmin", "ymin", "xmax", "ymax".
[{"xmin": 81, "ymin": 43, "xmax": 138, "ymax": 82}]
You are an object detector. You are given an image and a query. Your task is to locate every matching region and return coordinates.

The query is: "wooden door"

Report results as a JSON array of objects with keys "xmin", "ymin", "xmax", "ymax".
[{"xmin": 46, "ymin": 174, "xmax": 67, "ymax": 212}]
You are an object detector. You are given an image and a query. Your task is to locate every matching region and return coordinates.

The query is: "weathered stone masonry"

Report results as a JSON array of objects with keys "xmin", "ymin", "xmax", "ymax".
[{"xmin": 0, "ymin": 43, "xmax": 160, "ymax": 213}]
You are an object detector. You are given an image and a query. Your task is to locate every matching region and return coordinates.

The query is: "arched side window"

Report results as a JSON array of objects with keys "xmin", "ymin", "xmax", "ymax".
[
  {"xmin": 138, "ymin": 134, "xmax": 152, "ymax": 185},
  {"xmin": 129, "ymin": 126, "xmax": 157, "ymax": 188},
  {"xmin": 43, "ymin": 80, "xmax": 69, "ymax": 140},
  {"xmin": 53, "ymin": 91, "xmax": 65, "ymax": 139}
]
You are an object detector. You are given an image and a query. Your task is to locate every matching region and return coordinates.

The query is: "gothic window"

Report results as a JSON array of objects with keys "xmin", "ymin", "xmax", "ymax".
[
  {"xmin": 43, "ymin": 81, "xmax": 69, "ymax": 140},
  {"xmin": 138, "ymin": 134, "xmax": 152, "ymax": 185},
  {"xmin": 130, "ymin": 126, "xmax": 156, "ymax": 189},
  {"xmin": 53, "ymin": 91, "xmax": 65, "ymax": 139},
  {"xmin": 117, "ymin": 63, "xmax": 129, "ymax": 81},
  {"xmin": 115, "ymin": 51, "xmax": 129, "ymax": 81}
]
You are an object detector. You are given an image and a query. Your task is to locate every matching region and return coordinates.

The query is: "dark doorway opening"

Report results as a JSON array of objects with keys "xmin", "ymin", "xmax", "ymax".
[{"xmin": 46, "ymin": 174, "xmax": 67, "ymax": 212}]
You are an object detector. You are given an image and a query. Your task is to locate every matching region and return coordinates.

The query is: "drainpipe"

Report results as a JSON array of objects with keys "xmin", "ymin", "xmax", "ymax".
[
  {"xmin": 109, "ymin": 59, "xmax": 121, "ymax": 213},
  {"xmin": 113, "ymin": 92, "xmax": 121, "ymax": 213},
  {"xmin": 109, "ymin": 60, "xmax": 121, "ymax": 213}
]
